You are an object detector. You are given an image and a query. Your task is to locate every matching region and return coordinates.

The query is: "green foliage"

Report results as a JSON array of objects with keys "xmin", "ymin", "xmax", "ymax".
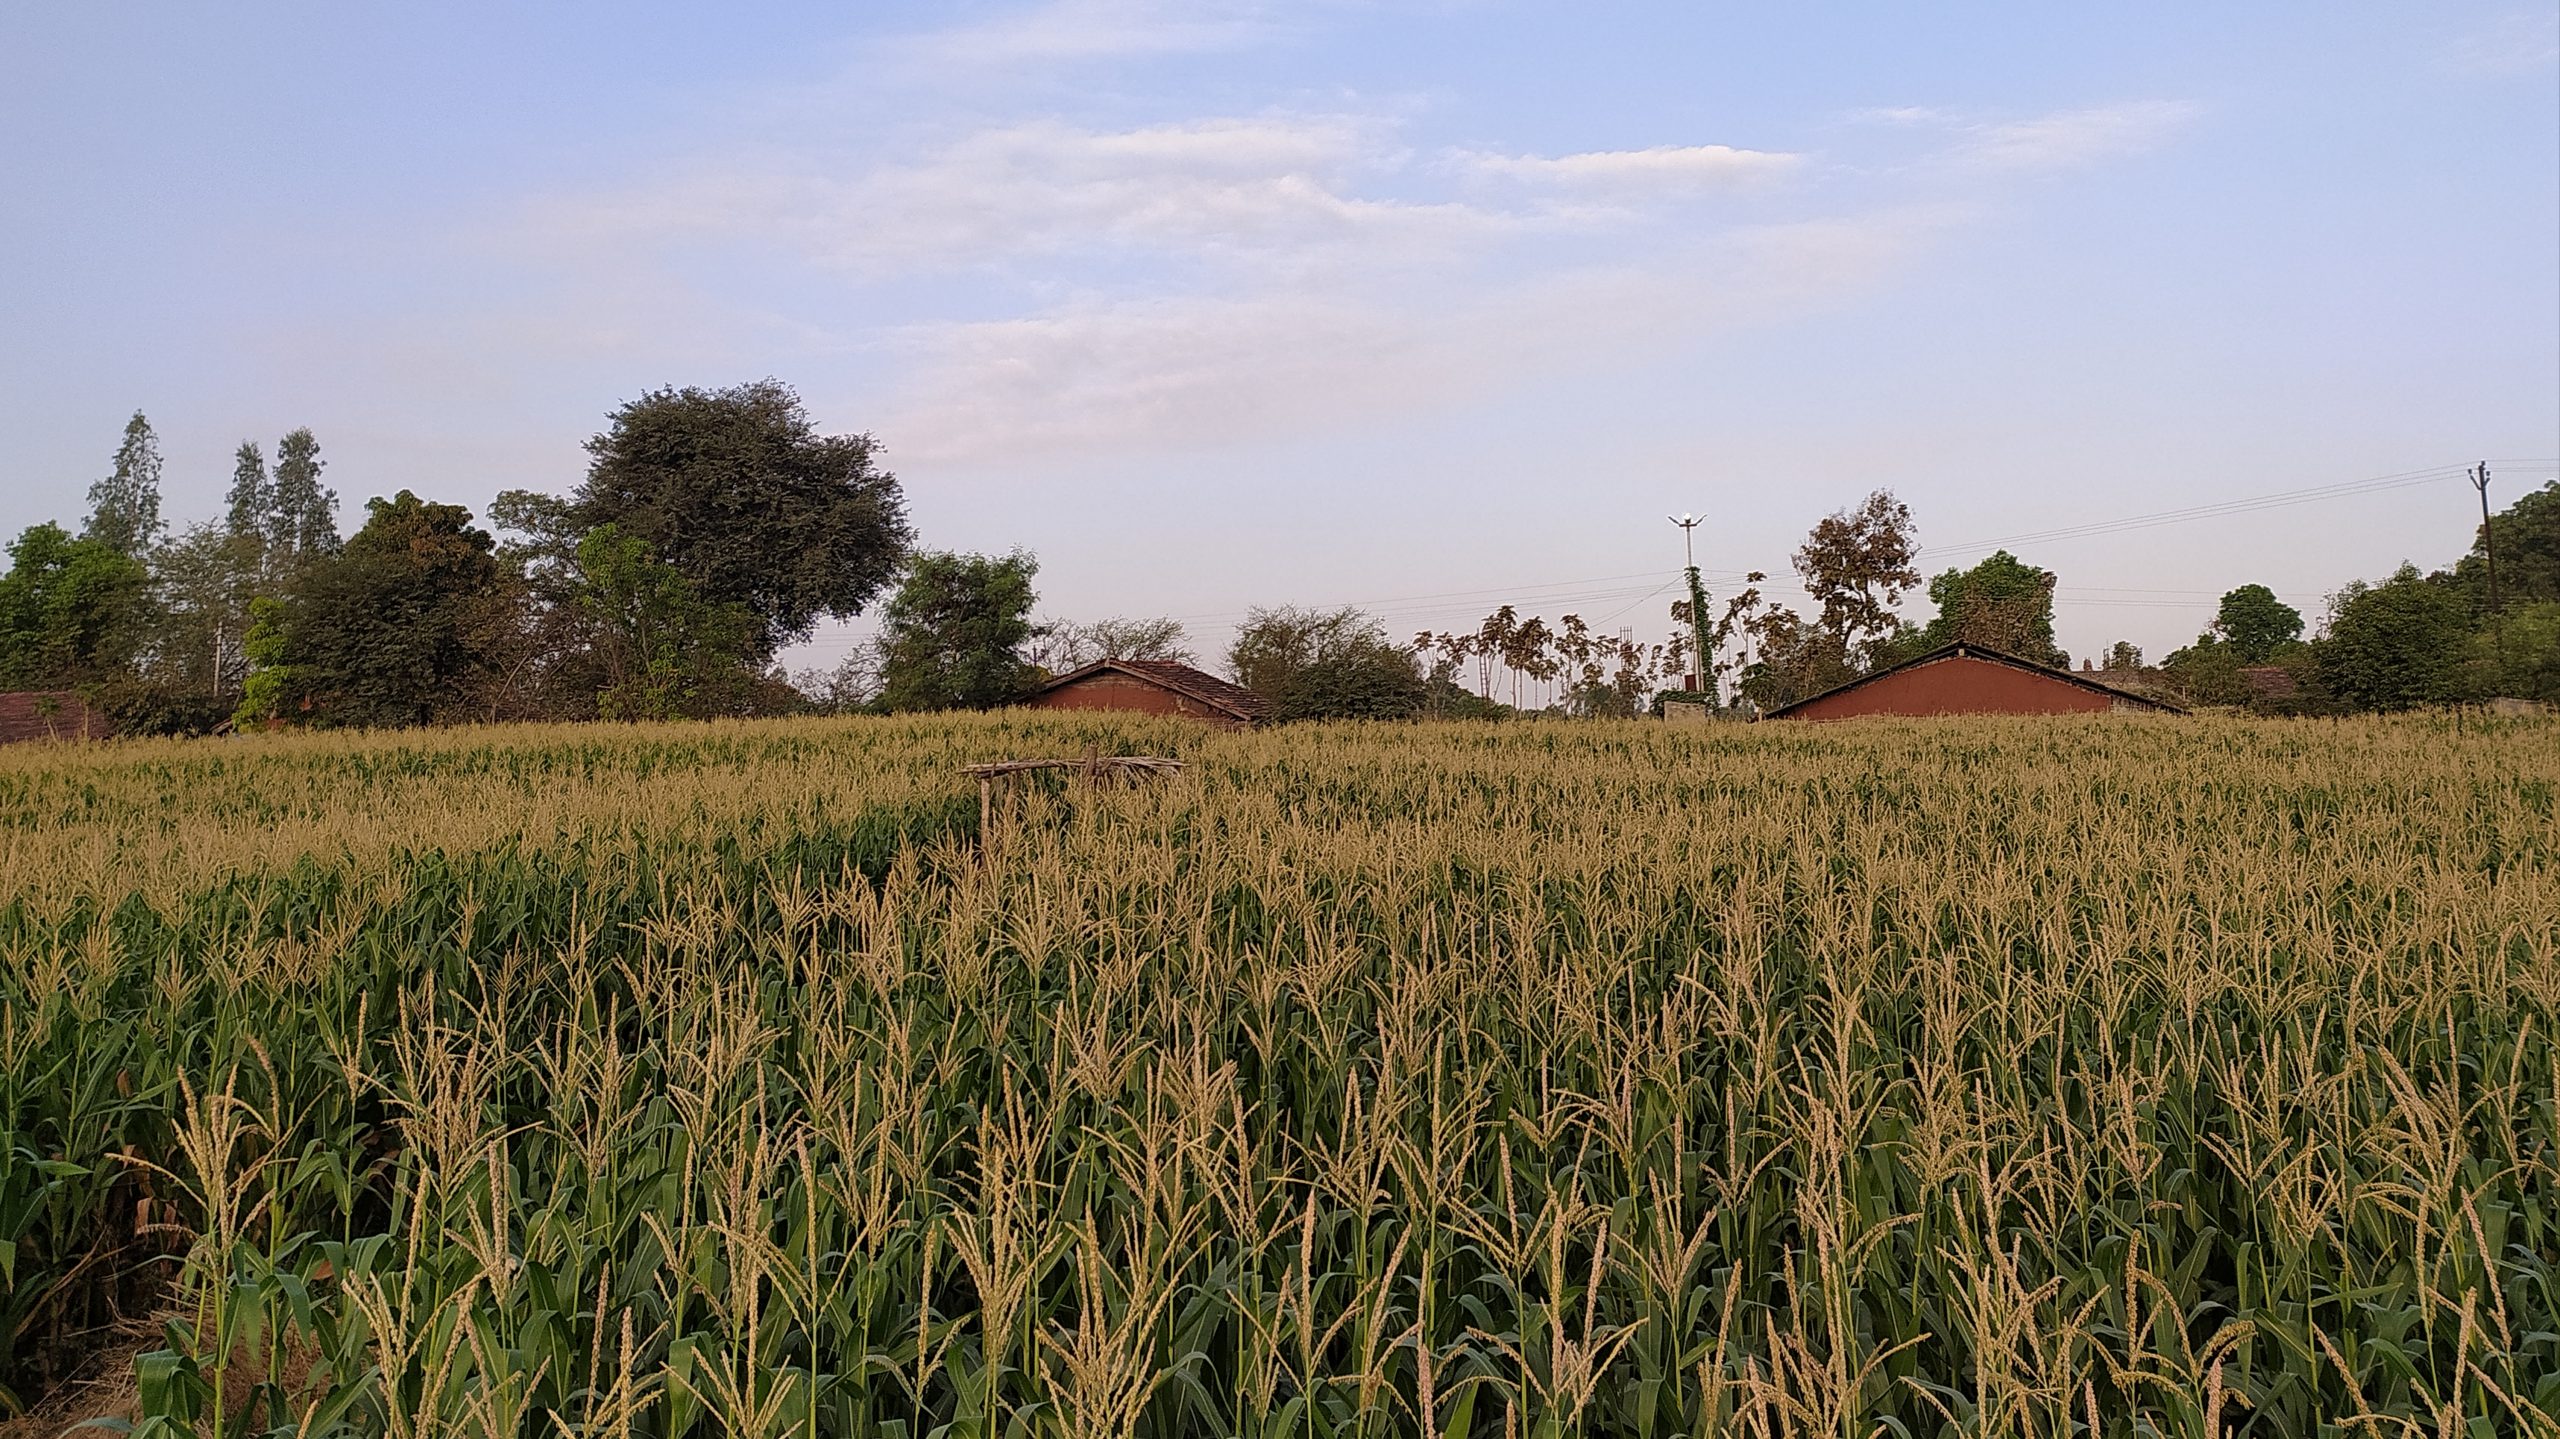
[
  {"xmin": 1919, "ymin": 549, "xmax": 2066, "ymax": 664},
  {"xmin": 2469, "ymin": 600, "xmax": 2560, "ymax": 702},
  {"xmin": 2161, "ymin": 635, "xmax": 2247, "ymax": 706},
  {"xmin": 1270, "ymin": 634, "xmax": 1426, "ymax": 721},
  {"xmin": 0, "ymin": 522, "xmax": 150, "ymax": 689},
  {"xmin": 241, "ymin": 491, "xmax": 503, "ymax": 728},
  {"xmin": 84, "ymin": 410, "xmax": 166, "ymax": 556},
  {"xmin": 89, "ymin": 674, "xmax": 234, "ymax": 736},
  {"xmin": 1738, "ymin": 608, "xmax": 1854, "ymax": 710},
  {"xmin": 1226, "ymin": 605, "xmax": 1378, "ymax": 704},
  {"xmin": 266, "ymin": 427, "xmax": 340, "ymax": 561},
  {"xmin": 2314, "ymin": 564, "xmax": 2477, "ymax": 711},
  {"xmin": 2210, "ymin": 583, "xmax": 2303, "ymax": 662},
  {"xmin": 576, "ymin": 523, "xmax": 759, "ymax": 720},
  {"xmin": 224, "ymin": 441, "xmax": 270, "ymax": 542},
  {"xmin": 147, "ymin": 521, "xmax": 266, "ymax": 700},
  {"xmin": 2450, "ymin": 478, "xmax": 2560, "ymax": 611},
  {"xmin": 231, "ymin": 595, "xmax": 296, "ymax": 727},
  {"xmin": 574, "ymin": 379, "xmax": 912, "ymax": 660},
  {"xmin": 874, "ymin": 549, "xmax": 1043, "ymax": 712}
]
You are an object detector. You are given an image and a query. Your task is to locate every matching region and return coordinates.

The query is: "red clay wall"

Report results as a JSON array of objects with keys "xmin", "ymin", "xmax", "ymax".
[
  {"xmin": 1027, "ymin": 672, "xmax": 1248, "ymax": 728},
  {"xmin": 1781, "ymin": 655, "xmax": 2117, "ymax": 720},
  {"xmin": 0, "ymin": 691, "xmax": 110, "ymax": 744}
]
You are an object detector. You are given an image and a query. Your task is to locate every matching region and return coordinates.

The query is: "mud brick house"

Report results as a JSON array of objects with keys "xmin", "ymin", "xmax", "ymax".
[
  {"xmin": 0, "ymin": 691, "xmax": 110, "ymax": 744},
  {"xmin": 1027, "ymin": 659, "xmax": 1268, "ymax": 729},
  {"xmin": 1767, "ymin": 643, "xmax": 2184, "ymax": 720}
]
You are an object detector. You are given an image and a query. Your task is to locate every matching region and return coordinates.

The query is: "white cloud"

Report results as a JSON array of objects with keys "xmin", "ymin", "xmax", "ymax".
[
  {"xmin": 494, "ymin": 66, "xmax": 2192, "ymax": 478},
  {"xmin": 530, "ymin": 113, "xmax": 1531, "ymax": 278},
  {"xmin": 2436, "ymin": 12, "xmax": 2560, "ymax": 77},
  {"xmin": 1950, "ymin": 100, "xmax": 2201, "ymax": 172},
  {"xmin": 878, "ymin": 204, "xmax": 1960, "ymax": 466},
  {"xmin": 1462, "ymin": 143, "xmax": 1801, "ymax": 188},
  {"xmin": 885, "ymin": 0, "xmax": 1303, "ymax": 67}
]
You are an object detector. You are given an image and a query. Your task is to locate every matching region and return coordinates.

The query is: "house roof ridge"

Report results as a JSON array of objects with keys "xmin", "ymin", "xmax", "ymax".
[{"xmin": 1765, "ymin": 640, "xmax": 2186, "ymax": 717}]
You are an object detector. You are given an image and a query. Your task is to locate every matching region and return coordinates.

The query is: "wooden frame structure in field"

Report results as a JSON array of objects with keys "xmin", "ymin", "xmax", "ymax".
[{"xmin": 962, "ymin": 752, "xmax": 1185, "ymax": 835}]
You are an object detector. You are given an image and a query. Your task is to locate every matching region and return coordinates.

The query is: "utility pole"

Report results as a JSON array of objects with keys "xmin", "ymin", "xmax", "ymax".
[
  {"xmin": 2473, "ymin": 460, "xmax": 2504, "ymax": 677},
  {"xmin": 2472, "ymin": 461, "xmax": 2499, "ymax": 615},
  {"xmin": 1667, "ymin": 513, "xmax": 1713, "ymax": 701}
]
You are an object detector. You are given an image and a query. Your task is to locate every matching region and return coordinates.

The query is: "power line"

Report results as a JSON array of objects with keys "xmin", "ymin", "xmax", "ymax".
[{"xmin": 1916, "ymin": 463, "xmax": 2474, "ymax": 558}]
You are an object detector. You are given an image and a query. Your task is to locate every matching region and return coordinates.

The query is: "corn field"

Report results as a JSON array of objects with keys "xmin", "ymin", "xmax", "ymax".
[{"xmin": 2, "ymin": 711, "xmax": 2555, "ymax": 1437}]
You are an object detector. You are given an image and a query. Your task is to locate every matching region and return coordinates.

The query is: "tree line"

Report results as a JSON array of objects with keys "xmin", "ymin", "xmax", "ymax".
[
  {"xmin": 5, "ymin": 387, "xmax": 2552, "ymax": 735},
  {"xmin": 1396, "ymin": 482, "xmax": 2555, "ymax": 717}
]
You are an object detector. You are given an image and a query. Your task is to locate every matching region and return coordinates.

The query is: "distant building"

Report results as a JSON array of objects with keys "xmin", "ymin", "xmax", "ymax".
[
  {"xmin": 1027, "ymin": 659, "xmax": 1269, "ymax": 729},
  {"xmin": 2240, "ymin": 666, "xmax": 2299, "ymax": 703},
  {"xmin": 1766, "ymin": 643, "xmax": 2185, "ymax": 720},
  {"xmin": 0, "ymin": 691, "xmax": 110, "ymax": 745}
]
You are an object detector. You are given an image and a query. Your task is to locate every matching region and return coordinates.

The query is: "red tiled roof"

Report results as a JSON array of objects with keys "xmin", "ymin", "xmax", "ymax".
[
  {"xmin": 1039, "ymin": 659, "xmax": 1269, "ymax": 722},
  {"xmin": 1766, "ymin": 643, "xmax": 2187, "ymax": 718}
]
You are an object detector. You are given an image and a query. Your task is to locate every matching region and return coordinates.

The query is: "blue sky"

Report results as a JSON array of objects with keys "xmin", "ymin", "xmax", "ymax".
[{"xmin": 5, "ymin": 1, "xmax": 2555, "ymax": 668}]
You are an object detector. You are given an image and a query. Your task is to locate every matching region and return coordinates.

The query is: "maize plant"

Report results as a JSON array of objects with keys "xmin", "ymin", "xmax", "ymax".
[{"xmin": 0, "ymin": 709, "xmax": 2553, "ymax": 1437}]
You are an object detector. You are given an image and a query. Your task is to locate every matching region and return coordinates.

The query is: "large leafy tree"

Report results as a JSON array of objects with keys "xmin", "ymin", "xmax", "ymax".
[
  {"xmin": 84, "ymin": 411, "xmax": 166, "ymax": 557},
  {"xmin": 1228, "ymin": 605, "xmax": 1375, "ymax": 704},
  {"xmin": 1226, "ymin": 606, "xmax": 1424, "ymax": 720},
  {"xmin": 874, "ymin": 550, "xmax": 1042, "ymax": 712},
  {"xmin": 2313, "ymin": 564, "xmax": 2473, "ymax": 711},
  {"xmin": 1919, "ymin": 549, "xmax": 2066, "ymax": 665},
  {"xmin": 1272, "ymin": 634, "xmax": 1426, "ymax": 721},
  {"xmin": 1738, "ymin": 607, "xmax": 1854, "ymax": 710},
  {"xmin": 1794, "ymin": 490, "xmax": 1921, "ymax": 660},
  {"xmin": 0, "ymin": 523, "xmax": 150, "ymax": 688},
  {"xmin": 577, "ymin": 524, "xmax": 759, "ymax": 720},
  {"xmin": 146, "ymin": 521, "xmax": 264, "ymax": 698},
  {"xmin": 2210, "ymin": 584, "xmax": 2304, "ymax": 663},
  {"xmin": 2450, "ymin": 478, "xmax": 2560, "ymax": 612},
  {"xmin": 239, "ymin": 491, "xmax": 501, "ymax": 728},
  {"xmin": 574, "ymin": 380, "xmax": 912, "ymax": 661}
]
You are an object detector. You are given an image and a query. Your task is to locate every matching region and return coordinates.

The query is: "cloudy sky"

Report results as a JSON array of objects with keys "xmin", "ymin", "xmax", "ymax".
[{"xmin": 5, "ymin": 1, "xmax": 2555, "ymax": 667}]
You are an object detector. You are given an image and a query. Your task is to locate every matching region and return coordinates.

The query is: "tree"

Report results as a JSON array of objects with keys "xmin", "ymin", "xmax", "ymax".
[
  {"xmin": 0, "ymin": 523, "xmax": 151, "ymax": 688},
  {"xmin": 2468, "ymin": 601, "xmax": 2560, "ymax": 701},
  {"xmin": 2103, "ymin": 641, "xmax": 2143, "ymax": 672},
  {"xmin": 85, "ymin": 411, "xmax": 166, "ymax": 556},
  {"xmin": 575, "ymin": 380, "xmax": 912, "ymax": 661},
  {"xmin": 2162, "ymin": 637, "xmax": 2246, "ymax": 706},
  {"xmin": 1272, "ymin": 634, "xmax": 1427, "ymax": 721},
  {"xmin": 2450, "ymin": 479, "xmax": 2560, "ymax": 612},
  {"xmin": 2210, "ymin": 584, "xmax": 2303, "ymax": 663},
  {"xmin": 793, "ymin": 653, "xmax": 879, "ymax": 715},
  {"xmin": 1029, "ymin": 616, "xmax": 1194, "ymax": 673},
  {"xmin": 1794, "ymin": 490, "xmax": 1921, "ymax": 659},
  {"xmin": 1229, "ymin": 606, "xmax": 1376, "ymax": 704},
  {"xmin": 1738, "ymin": 608, "xmax": 1852, "ymax": 710},
  {"xmin": 2312, "ymin": 564, "xmax": 2473, "ymax": 711},
  {"xmin": 237, "ymin": 491, "xmax": 501, "ymax": 728},
  {"xmin": 874, "ymin": 551, "xmax": 1042, "ymax": 712},
  {"xmin": 577, "ymin": 524, "xmax": 759, "ymax": 720},
  {"xmin": 225, "ymin": 442, "xmax": 270, "ymax": 544},
  {"xmin": 1919, "ymin": 550, "xmax": 2065, "ymax": 664},
  {"xmin": 267, "ymin": 428, "xmax": 341, "ymax": 561},
  {"xmin": 146, "ymin": 521, "xmax": 262, "ymax": 698}
]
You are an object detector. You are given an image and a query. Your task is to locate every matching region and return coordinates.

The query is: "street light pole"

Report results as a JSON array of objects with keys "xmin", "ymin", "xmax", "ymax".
[{"xmin": 1668, "ymin": 513, "xmax": 1711, "ymax": 701}]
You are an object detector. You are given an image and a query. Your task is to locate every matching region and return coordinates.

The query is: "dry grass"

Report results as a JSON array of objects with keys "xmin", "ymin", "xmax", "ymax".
[{"xmin": 1, "ymin": 709, "xmax": 2554, "ymax": 1436}]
